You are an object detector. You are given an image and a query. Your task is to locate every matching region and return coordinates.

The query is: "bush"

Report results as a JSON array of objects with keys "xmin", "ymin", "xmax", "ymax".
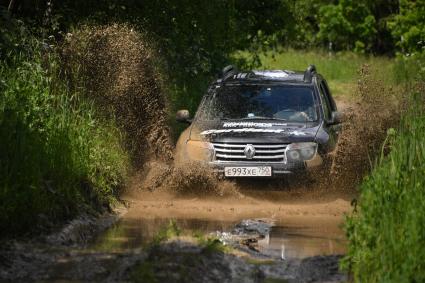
[
  {"xmin": 0, "ymin": 35, "xmax": 129, "ymax": 236},
  {"xmin": 317, "ymin": 1, "xmax": 377, "ymax": 52},
  {"xmin": 342, "ymin": 89, "xmax": 425, "ymax": 282},
  {"xmin": 389, "ymin": 0, "xmax": 425, "ymax": 53}
]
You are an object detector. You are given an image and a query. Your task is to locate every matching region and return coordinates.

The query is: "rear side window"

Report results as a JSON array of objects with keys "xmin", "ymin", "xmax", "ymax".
[{"xmin": 321, "ymin": 80, "xmax": 337, "ymax": 111}]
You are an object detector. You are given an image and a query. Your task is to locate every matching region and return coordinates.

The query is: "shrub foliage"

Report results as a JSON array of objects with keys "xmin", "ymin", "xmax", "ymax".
[
  {"xmin": 0, "ymin": 22, "xmax": 129, "ymax": 236},
  {"xmin": 342, "ymin": 89, "xmax": 425, "ymax": 282}
]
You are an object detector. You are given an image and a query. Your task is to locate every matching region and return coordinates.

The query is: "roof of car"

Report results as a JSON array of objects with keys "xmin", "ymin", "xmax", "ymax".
[{"xmin": 214, "ymin": 65, "xmax": 318, "ymax": 85}]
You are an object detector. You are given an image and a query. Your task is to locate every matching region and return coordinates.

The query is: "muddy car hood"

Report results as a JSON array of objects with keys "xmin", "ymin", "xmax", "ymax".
[{"xmin": 189, "ymin": 120, "xmax": 320, "ymax": 144}]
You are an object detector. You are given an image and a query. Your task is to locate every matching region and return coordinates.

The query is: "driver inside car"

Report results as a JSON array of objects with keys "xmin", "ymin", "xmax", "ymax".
[{"xmin": 273, "ymin": 92, "xmax": 316, "ymax": 121}]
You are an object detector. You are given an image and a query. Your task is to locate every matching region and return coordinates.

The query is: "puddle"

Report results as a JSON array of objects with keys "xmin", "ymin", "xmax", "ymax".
[
  {"xmin": 91, "ymin": 218, "xmax": 234, "ymax": 252},
  {"xmin": 0, "ymin": 216, "xmax": 347, "ymax": 282},
  {"xmin": 92, "ymin": 216, "xmax": 346, "ymax": 259},
  {"xmin": 256, "ymin": 222, "xmax": 346, "ymax": 259}
]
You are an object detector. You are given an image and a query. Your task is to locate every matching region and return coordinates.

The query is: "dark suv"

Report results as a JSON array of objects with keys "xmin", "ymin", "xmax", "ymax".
[{"xmin": 175, "ymin": 65, "xmax": 342, "ymax": 177}]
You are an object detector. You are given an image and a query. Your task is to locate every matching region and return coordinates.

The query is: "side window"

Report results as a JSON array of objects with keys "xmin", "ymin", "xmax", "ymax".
[
  {"xmin": 322, "ymin": 80, "xmax": 337, "ymax": 111},
  {"xmin": 319, "ymin": 83, "xmax": 332, "ymax": 120},
  {"xmin": 196, "ymin": 95, "xmax": 213, "ymax": 121}
]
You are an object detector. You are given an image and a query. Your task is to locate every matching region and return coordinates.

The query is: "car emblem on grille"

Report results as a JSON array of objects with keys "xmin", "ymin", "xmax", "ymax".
[{"xmin": 244, "ymin": 144, "xmax": 256, "ymax": 159}]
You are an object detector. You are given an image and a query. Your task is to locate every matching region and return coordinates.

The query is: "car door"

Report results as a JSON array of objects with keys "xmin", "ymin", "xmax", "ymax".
[{"xmin": 318, "ymin": 80, "xmax": 339, "ymax": 151}]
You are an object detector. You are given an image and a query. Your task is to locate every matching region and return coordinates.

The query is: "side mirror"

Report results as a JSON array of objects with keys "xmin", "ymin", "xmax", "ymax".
[
  {"xmin": 176, "ymin": 109, "xmax": 191, "ymax": 124},
  {"xmin": 329, "ymin": 111, "xmax": 343, "ymax": 125}
]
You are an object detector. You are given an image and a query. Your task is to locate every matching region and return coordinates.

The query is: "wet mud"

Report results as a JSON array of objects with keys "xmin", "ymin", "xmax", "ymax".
[
  {"xmin": 132, "ymin": 240, "xmax": 346, "ymax": 283},
  {"xmin": 0, "ymin": 216, "xmax": 347, "ymax": 283}
]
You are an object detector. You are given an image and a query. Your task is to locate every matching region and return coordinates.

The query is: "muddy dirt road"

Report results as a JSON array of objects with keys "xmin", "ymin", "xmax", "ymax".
[
  {"xmin": 120, "ymin": 185, "xmax": 352, "ymax": 256},
  {"xmin": 0, "ymin": 187, "xmax": 352, "ymax": 282}
]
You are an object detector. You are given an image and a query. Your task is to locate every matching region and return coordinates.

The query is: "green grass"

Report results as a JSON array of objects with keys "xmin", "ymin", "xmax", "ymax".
[
  {"xmin": 193, "ymin": 232, "xmax": 230, "ymax": 254},
  {"xmin": 151, "ymin": 220, "xmax": 182, "ymax": 246},
  {"xmin": 234, "ymin": 48, "xmax": 396, "ymax": 97},
  {"xmin": 341, "ymin": 91, "xmax": 425, "ymax": 282},
  {"xmin": 0, "ymin": 48, "xmax": 129, "ymax": 236}
]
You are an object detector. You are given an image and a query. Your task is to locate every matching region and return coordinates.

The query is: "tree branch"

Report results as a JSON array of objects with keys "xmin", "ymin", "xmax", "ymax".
[{"xmin": 8, "ymin": 0, "xmax": 17, "ymax": 12}]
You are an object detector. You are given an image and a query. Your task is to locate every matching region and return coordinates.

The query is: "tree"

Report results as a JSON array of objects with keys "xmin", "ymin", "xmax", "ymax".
[
  {"xmin": 389, "ymin": 0, "xmax": 425, "ymax": 53},
  {"xmin": 317, "ymin": 0, "xmax": 377, "ymax": 52}
]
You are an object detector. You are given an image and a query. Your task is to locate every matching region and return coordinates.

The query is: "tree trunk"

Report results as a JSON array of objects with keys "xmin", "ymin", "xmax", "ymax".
[
  {"xmin": 8, "ymin": 0, "xmax": 17, "ymax": 12},
  {"xmin": 43, "ymin": 0, "xmax": 53, "ymax": 28}
]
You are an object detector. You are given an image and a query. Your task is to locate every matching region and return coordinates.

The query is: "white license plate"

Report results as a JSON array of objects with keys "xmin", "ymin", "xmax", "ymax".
[{"xmin": 224, "ymin": 166, "xmax": 272, "ymax": 177}]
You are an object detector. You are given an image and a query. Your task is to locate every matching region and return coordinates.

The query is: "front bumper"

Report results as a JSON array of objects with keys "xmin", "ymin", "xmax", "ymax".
[{"xmin": 209, "ymin": 153, "xmax": 323, "ymax": 177}]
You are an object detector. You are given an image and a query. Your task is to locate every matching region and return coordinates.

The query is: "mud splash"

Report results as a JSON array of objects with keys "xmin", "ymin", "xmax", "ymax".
[
  {"xmin": 164, "ymin": 163, "xmax": 241, "ymax": 197},
  {"xmin": 133, "ymin": 160, "xmax": 241, "ymax": 198},
  {"xmin": 327, "ymin": 64, "xmax": 403, "ymax": 191},
  {"xmin": 62, "ymin": 24, "xmax": 173, "ymax": 166}
]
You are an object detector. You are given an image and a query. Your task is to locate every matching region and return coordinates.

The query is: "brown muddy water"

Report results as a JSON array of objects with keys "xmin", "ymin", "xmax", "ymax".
[
  {"xmin": 91, "ymin": 215, "xmax": 346, "ymax": 259},
  {"xmin": 0, "ymin": 192, "xmax": 351, "ymax": 282}
]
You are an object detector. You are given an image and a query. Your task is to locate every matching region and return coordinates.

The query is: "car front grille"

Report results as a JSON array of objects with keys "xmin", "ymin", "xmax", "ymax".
[{"xmin": 212, "ymin": 142, "xmax": 287, "ymax": 162}]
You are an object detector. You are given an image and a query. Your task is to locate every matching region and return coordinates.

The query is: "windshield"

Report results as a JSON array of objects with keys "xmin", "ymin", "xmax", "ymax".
[{"xmin": 197, "ymin": 85, "xmax": 318, "ymax": 122}]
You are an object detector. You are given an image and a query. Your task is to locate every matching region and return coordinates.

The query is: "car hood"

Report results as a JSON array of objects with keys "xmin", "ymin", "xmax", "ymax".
[{"xmin": 189, "ymin": 120, "xmax": 320, "ymax": 144}]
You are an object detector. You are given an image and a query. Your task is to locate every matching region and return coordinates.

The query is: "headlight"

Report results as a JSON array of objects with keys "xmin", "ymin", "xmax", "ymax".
[
  {"xmin": 286, "ymin": 142, "xmax": 317, "ymax": 162},
  {"xmin": 186, "ymin": 140, "xmax": 215, "ymax": 162},
  {"xmin": 287, "ymin": 150, "xmax": 301, "ymax": 160}
]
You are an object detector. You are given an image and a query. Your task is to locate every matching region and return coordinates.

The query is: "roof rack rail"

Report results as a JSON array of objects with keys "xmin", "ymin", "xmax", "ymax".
[
  {"xmin": 303, "ymin": 64, "xmax": 316, "ymax": 83},
  {"xmin": 221, "ymin": 65, "xmax": 239, "ymax": 81}
]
